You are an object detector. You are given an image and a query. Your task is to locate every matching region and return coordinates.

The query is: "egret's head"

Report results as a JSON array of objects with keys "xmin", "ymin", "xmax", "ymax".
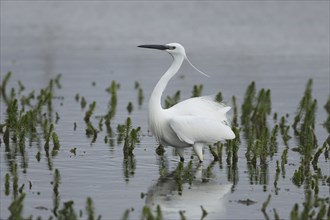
[
  {"xmin": 138, "ymin": 43, "xmax": 209, "ymax": 77},
  {"xmin": 164, "ymin": 43, "xmax": 186, "ymax": 57},
  {"xmin": 138, "ymin": 43, "xmax": 186, "ymax": 57}
]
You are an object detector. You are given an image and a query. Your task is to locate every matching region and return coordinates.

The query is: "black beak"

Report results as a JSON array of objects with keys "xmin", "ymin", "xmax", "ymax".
[{"xmin": 138, "ymin": 44, "xmax": 170, "ymax": 50}]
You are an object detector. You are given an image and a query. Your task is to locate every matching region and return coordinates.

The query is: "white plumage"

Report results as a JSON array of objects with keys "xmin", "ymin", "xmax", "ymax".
[{"xmin": 139, "ymin": 43, "xmax": 235, "ymax": 162}]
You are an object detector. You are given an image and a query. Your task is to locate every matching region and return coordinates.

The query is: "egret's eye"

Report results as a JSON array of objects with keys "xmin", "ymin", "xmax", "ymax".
[{"xmin": 168, "ymin": 46, "xmax": 176, "ymax": 50}]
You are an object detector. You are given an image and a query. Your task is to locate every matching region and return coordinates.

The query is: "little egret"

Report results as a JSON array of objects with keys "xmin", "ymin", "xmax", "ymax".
[{"xmin": 138, "ymin": 43, "xmax": 235, "ymax": 162}]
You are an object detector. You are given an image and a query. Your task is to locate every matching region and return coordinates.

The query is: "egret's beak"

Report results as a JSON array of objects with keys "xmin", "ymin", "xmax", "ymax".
[{"xmin": 138, "ymin": 44, "xmax": 170, "ymax": 50}]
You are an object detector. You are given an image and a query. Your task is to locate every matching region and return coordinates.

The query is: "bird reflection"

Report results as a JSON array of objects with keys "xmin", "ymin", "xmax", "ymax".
[{"xmin": 145, "ymin": 160, "xmax": 231, "ymax": 219}]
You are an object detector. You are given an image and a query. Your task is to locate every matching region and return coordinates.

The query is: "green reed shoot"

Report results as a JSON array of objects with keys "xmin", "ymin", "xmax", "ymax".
[
  {"xmin": 86, "ymin": 122, "xmax": 98, "ymax": 143},
  {"xmin": 209, "ymin": 145, "xmax": 219, "ymax": 161},
  {"xmin": 192, "ymin": 84, "xmax": 203, "ymax": 97},
  {"xmin": 80, "ymin": 97, "xmax": 87, "ymax": 109},
  {"xmin": 280, "ymin": 147, "xmax": 288, "ymax": 178},
  {"xmin": 231, "ymin": 96, "xmax": 238, "ymax": 127},
  {"xmin": 311, "ymin": 141, "xmax": 327, "ymax": 171},
  {"xmin": 155, "ymin": 144, "xmax": 165, "ymax": 156},
  {"xmin": 127, "ymin": 102, "xmax": 133, "ymax": 114},
  {"xmin": 8, "ymin": 192, "xmax": 26, "ymax": 220},
  {"xmin": 165, "ymin": 90, "xmax": 180, "ymax": 108},
  {"xmin": 18, "ymin": 80, "xmax": 25, "ymax": 93},
  {"xmin": 121, "ymin": 117, "xmax": 141, "ymax": 157},
  {"xmin": 75, "ymin": 93, "xmax": 80, "ymax": 102},
  {"xmin": 323, "ymin": 96, "xmax": 330, "ymax": 132},
  {"xmin": 215, "ymin": 92, "xmax": 223, "ymax": 103},
  {"xmin": 141, "ymin": 205, "xmax": 163, "ymax": 220},
  {"xmin": 123, "ymin": 153, "xmax": 136, "ymax": 182},
  {"xmin": 5, "ymin": 173, "xmax": 10, "ymax": 196},
  {"xmin": 200, "ymin": 206, "xmax": 208, "ymax": 220},
  {"xmin": 175, "ymin": 162, "xmax": 184, "ymax": 194},
  {"xmin": 292, "ymin": 79, "xmax": 318, "ymax": 152},
  {"xmin": 138, "ymin": 87, "xmax": 144, "ymax": 107},
  {"xmin": 57, "ymin": 200, "xmax": 78, "ymax": 220},
  {"xmin": 52, "ymin": 132, "xmax": 60, "ymax": 156},
  {"xmin": 105, "ymin": 81, "xmax": 120, "ymax": 124},
  {"xmin": 0, "ymin": 71, "xmax": 12, "ymax": 103},
  {"xmin": 44, "ymin": 123, "xmax": 54, "ymax": 153},
  {"xmin": 241, "ymin": 81, "xmax": 256, "ymax": 126},
  {"xmin": 84, "ymin": 101, "xmax": 96, "ymax": 123},
  {"xmin": 261, "ymin": 194, "xmax": 271, "ymax": 220},
  {"xmin": 53, "ymin": 169, "xmax": 61, "ymax": 216}
]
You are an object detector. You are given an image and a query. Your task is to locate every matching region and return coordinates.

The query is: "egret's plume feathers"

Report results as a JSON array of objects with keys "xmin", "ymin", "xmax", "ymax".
[{"xmin": 185, "ymin": 56, "xmax": 210, "ymax": 78}]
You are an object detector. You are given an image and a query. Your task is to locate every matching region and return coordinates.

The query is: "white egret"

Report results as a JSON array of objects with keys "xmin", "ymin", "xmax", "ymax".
[{"xmin": 138, "ymin": 43, "xmax": 235, "ymax": 162}]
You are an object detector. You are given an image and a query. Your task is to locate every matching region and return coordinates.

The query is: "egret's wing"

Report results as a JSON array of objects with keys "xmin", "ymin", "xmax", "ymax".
[
  {"xmin": 168, "ymin": 95, "xmax": 231, "ymax": 122},
  {"xmin": 169, "ymin": 116, "xmax": 235, "ymax": 145}
]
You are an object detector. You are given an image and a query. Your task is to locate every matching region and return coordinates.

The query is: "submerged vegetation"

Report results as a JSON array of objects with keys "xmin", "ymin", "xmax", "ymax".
[{"xmin": 0, "ymin": 71, "xmax": 329, "ymax": 219}]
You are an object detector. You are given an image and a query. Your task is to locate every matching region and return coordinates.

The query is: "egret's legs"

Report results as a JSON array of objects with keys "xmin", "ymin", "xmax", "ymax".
[
  {"xmin": 176, "ymin": 148, "xmax": 185, "ymax": 162},
  {"xmin": 193, "ymin": 143, "xmax": 204, "ymax": 163}
]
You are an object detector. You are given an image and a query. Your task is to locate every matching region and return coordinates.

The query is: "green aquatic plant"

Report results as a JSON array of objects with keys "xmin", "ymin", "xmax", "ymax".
[
  {"xmin": 292, "ymin": 79, "xmax": 318, "ymax": 150},
  {"xmin": 269, "ymin": 124, "xmax": 278, "ymax": 159},
  {"xmin": 280, "ymin": 147, "xmax": 288, "ymax": 178},
  {"xmin": 192, "ymin": 84, "xmax": 203, "ymax": 97},
  {"xmin": 165, "ymin": 90, "xmax": 180, "ymax": 108},
  {"xmin": 175, "ymin": 162, "xmax": 184, "ymax": 194},
  {"xmin": 141, "ymin": 205, "xmax": 163, "ymax": 220},
  {"xmin": 215, "ymin": 91, "xmax": 223, "ymax": 103},
  {"xmin": 86, "ymin": 122, "xmax": 98, "ymax": 143},
  {"xmin": 135, "ymin": 82, "xmax": 144, "ymax": 107},
  {"xmin": 51, "ymin": 132, "xmax": 60, "ymax": 156},
  {"xmin": 231, "ymin": 96, "xmax": 238, "ymax": 127},
  {"xmin": 58, "ymin": 200, "xmax": 78, "ymax": 220},
  {"xmin": 127, "ymin": 102, "xmax": 134, "ymax": 114},
  {"xmin": 155, "ymin": 144, "xmax": 165, "ymax": 156},
  {"xmin": 8, "ymin": 192, "xmax": 27, "ymax": 220},
  {"xmin": 5, "ymin": 173, "xmax": 10, "ymax": 196},
  {"xmin": 200, "ymin": 206, "xmax": 208, "ymax": 220},
  {"xmin": 17, "ymin": 80, "xmax": 25, "ymax": 93},
  {"xmin": 53, "ymin": 169, "xmax": 61, "ymax": 216},
  {"xmin": 274, "ymin": 160, "xmax": 280, "ymax": 194},
  {"xmin": 75, "ymin": 93, "xmax": 80, "ymax": 102},
  {"xmin": 44, "ymin": 123, "xmax": 54, "ymax": 153},
  {"xmin": 119, "ymin": 117, "xmax": 141, "ymax": 157},
  {"xmin": 86, "ymin": 197, "xmax": 102, "ymax": 220},
  {"xmin": 209, "ymin": 145, "xmax": 219, "ymax": 161},
  {"xmin": 261, "ymin": 194, "xmax": 271, "ymax": 220},
  {"xmin": 84, "ymin": 101, "xmax": 96, "ymax": 123},
  {"xmin": 179, "ymin": 210, "xmax": 186, "ymax": 220},
  {"xmin": 98, "ymin": 117, "xmax": 104, "ymax": 131},
  {"xmin": 312, "ymin": 141, "xmax": 328, "ymax": 171},
  {"xmin": 323, "ymin": 96, "xmax": 330, "ymax": 132},
  {"xmin": 241, "ymin": 81, "xmax": 256, "ymax": 126},
  {"xmin": 80, "ymin": 97, "xmax": 87, "ymax": 109},
  {"xmin": 123, "ymin": 154, "xmax": 136, "ymax": 182},
  {"xmin": 54, "ymin": 73, "xmax": 62, "ymax": 89},
  {"xmin": 290, "ymin": 190, "xmax": 330, "ymax": 220},
  {"xmin": 105, "ymin": 80, "xmax": 120, "ymax": 124},
  {"xmin": 279, "ymin": 115, "xmax": 291, "ymax": 146},
  {"xmin": 0, "ymin": 71, "xmax": 12, "ymax": 103}
]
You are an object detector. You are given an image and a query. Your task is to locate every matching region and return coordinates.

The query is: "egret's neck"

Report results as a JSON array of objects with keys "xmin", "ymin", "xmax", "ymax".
[{"xmin": 149, "ymin": 54, "xmax": 185, "ymax": 111}]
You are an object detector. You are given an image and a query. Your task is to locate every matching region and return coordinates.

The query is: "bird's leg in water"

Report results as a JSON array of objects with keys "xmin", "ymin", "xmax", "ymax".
[
  {"xmin": 193, "ymin": 143, "xmax": 204, "ymax": 163},
  {"xmin": 176, "ymin": 148, "xmax": 185, "ymax": 162}
]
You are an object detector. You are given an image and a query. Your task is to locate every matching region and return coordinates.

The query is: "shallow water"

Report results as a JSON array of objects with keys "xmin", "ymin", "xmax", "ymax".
[{"xmin": 1, "ymin": 2, "xmax": 329, "ymax": 220}]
